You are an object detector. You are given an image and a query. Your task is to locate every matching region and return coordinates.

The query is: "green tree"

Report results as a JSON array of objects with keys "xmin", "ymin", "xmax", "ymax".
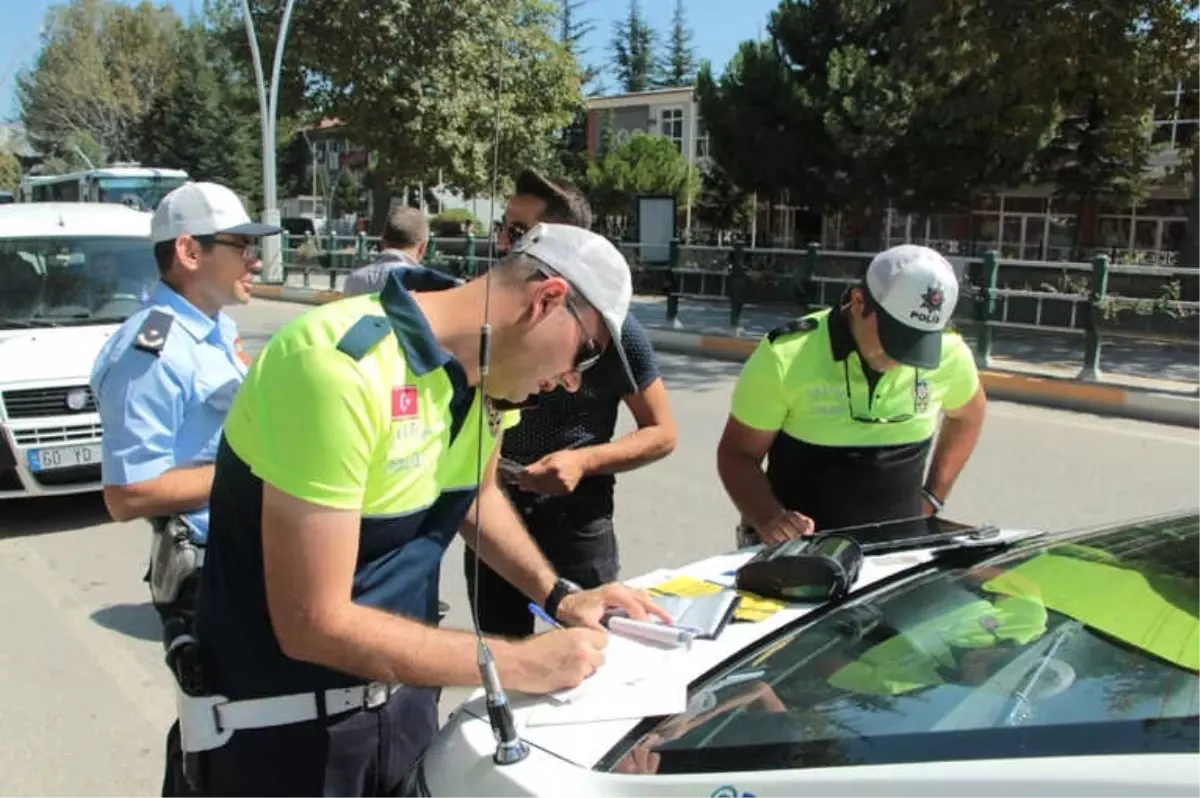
[
  {"xmin": 16, "ymin": 0, "xmax": 181, "ymax": 167},
  {"xmin": 0, "ymin": 151, "xmax": 21, "ymax": 193},
  {"xmin": 916, "ymin": 0, "xmax": 1190, "ymax": 252},
  {"xmin": 556, "ymin": 0, "xmax": 601, "ymax": 182},
  {"xmin": 609, "ymin": 0, "xmax": 659, "ymax": 93},
  {"xmin": 696, "ymin": 162, "xmax": 755, "ymax": 240},
  {"xmin": 248, "ymin": 0, "xmax": 583, "ymax": 232},
  {"xmin": 585, "ymin": 132, "xmax": 700, "ymax": 228},
  {"xmin": 656, "ymin": 0, "xmax": 698, "ymax": 88},
  {"xmin": 136, "ymin": 19, "xmax": 258, "ymax": 200}
]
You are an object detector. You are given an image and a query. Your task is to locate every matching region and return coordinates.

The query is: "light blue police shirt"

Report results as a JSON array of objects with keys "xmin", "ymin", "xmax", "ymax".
[{"xmin": 90, "ymin": 281, "xmax": 248, "ymax": 544}]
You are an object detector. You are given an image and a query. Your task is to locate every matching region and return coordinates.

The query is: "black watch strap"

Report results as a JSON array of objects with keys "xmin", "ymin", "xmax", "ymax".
[{"xmin": 544, "ymin": 578, "xmax": 581, "ymax": 622}]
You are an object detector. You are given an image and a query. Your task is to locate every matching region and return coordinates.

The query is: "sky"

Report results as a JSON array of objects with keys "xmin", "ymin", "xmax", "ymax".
[{"xmin": 0, "ymin": 0, "xmax": 780, "ymax": 125}]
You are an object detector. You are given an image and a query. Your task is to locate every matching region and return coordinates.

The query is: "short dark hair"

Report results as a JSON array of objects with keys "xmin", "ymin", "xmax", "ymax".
[
  {"xmin": 514, "ymin": 169, "xmax": 592, "ymax": 229},
  {"xmin": 153, "ymin": 236, "xmax": 217, "ymax": 276},
  {"xmin": 382, "ymin": 206, "xmax": 430, "ymax": 250}
]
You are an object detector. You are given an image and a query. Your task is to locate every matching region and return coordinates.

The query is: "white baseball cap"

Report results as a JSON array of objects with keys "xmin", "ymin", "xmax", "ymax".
[
  {"xmin": 151, "ymin": 181, "xmax": 282, "ymax": 243},
  {"xmin": 508, "ymin": 222, "xmax": 635, "ymax": 390},
  {"xmin": 864, "ymin": 244, "xmax": 959, "ymax": 369}
]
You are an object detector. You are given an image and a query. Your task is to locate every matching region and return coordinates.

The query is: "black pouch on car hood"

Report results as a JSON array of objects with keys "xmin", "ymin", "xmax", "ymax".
[{"xmin": 735, "ymin": 533, "xmax": 864, "ymax": 603}]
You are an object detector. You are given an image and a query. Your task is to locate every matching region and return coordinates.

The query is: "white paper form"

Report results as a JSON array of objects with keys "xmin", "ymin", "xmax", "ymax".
[{"xmin": 522, "ymin": 633, "xmax": 689, "ymax": 726}]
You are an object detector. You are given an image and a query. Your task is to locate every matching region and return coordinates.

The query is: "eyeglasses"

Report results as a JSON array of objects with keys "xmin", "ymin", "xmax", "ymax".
[
  {"xmin": 843, "ymin": 360, "xmax": 917, "ymax": 424},
  {"xmin": 528, "ymin": 267, "xmax": 604, "ymax": 373},
  {"xmin": 203, "ymin": 236, "xmax": 258, "ymax": 260}
]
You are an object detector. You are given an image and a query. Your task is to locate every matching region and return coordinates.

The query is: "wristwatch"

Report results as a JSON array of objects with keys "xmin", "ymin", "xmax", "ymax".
[
  {"xmin": 921, "ymin": 486, "xmax": 945, "ymax": 516},
  {"xmin": 544, "ymin": 577, "xmax": 582, "ymax": 622}
]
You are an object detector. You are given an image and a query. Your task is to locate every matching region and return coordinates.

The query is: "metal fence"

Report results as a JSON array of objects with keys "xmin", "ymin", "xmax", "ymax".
[{"xmin": 271, "ymin": 232, "xmax": 1199, "ymax": 382}]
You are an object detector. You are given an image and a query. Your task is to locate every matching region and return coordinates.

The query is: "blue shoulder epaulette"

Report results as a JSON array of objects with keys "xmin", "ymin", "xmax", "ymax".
[
  {"xmin": 766, "ymin": 316, "xmax": 818, "ymax": 343},
  {"xmin": 133, "ymin": 309, "xmax": 174, "ymax": 356},
  {"xmin": 336, "ymin": 315, "xmax": 392, "ymax": 360}
]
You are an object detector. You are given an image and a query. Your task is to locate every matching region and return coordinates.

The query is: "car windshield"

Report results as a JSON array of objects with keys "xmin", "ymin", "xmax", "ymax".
[
  {"xmin": 96, "ymin": 177, "xmax": 190, "ymax": 211},
  {"xmin": 0, "ymin": 236, "xmax": 158, "ymax": 328},
  {"xmin": 602, "ymin": 514, "xmax": 1200, "ymax": 776}
]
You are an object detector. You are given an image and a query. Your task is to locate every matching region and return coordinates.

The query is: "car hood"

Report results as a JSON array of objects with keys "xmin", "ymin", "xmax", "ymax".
[
  {"xmin": 443, "ymin": 545, "xmax": 953, "ymax": 770},
  {"xmin": 0, "ymin": 324, "xmax": 118, "ymax": 387}
]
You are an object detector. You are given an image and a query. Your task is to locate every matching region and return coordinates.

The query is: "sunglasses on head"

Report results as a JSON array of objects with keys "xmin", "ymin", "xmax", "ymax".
[{"xmin": 527, "ymin": 266, "xmax": 605, "ymax": 373}]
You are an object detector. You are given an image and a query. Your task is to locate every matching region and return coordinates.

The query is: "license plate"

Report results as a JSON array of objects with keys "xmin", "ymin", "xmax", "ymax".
[{"xmin": 28, "ymin": 443, "xmax": 101, "ymax": 472}]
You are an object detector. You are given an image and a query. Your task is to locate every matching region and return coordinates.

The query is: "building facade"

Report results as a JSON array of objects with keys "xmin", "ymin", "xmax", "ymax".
[{"xmin": 585, "ymin": 82, "xmax": 1197, "ymax": 265}]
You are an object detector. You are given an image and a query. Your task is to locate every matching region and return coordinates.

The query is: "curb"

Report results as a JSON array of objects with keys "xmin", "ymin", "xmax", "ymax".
[{"xmin": 250, "ymin": 284, "xmax": 1200, "ymax": 429}]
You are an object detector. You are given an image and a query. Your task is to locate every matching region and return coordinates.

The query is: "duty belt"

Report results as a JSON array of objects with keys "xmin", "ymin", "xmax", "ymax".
[{"xmin": 178, "ymin": 682, "xmax": 405, "ymax": 754}]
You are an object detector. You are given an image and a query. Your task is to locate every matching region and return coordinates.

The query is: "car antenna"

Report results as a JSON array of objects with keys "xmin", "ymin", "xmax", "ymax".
[{"xmin": 469, "ymin": 29, "xmax": 530, "ymax": 767}]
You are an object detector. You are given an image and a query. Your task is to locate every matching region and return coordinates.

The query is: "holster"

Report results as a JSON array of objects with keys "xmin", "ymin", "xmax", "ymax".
[{"xmin": 147, "ymin": 516, "xmax": 203, "ymax": 610}]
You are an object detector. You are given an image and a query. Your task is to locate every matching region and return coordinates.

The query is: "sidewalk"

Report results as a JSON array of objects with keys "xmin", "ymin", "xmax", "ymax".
[{"xmin": 256, "ymin": 276, "xmax": 1199, "ymax": 427}]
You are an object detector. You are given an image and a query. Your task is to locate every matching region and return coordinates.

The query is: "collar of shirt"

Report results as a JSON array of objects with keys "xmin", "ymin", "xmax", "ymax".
[{"xmin": 150, "ymin": 280, "xmax": 229, "ymax": 344}]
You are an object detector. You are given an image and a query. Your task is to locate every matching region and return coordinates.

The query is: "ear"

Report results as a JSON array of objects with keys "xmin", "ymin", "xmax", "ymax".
[
  {"xmin": 173, "ymin": 236, "xmax": 201, "ymax": 272},
  {"xmin": 526, "ymin": 275, "xmax": 570, "ymax": 323}
]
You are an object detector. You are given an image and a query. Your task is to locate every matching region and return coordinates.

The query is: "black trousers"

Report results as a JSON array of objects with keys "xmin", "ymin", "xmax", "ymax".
[
  {"xmin": 465, "ymin": 484, "xmax": 619, "ymax": 638},
  {"xmin": 162, "ymin": 686, "xmax": 439, "ymax": 797}
]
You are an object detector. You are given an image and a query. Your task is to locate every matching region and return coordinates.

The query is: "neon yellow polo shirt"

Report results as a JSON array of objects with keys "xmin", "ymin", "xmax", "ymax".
[
  {"xmin": 195, "ymin": 269, "xmax": 519, "ymax": 700},
  {"xmin": 727, "ymin": 307, "xmax": 979, "ymax": 530}
]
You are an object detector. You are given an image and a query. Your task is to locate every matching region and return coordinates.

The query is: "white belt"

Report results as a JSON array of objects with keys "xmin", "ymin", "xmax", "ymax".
[{"xmin": 179, "ymin": 682, "xmax": 404, "ymax": 754}]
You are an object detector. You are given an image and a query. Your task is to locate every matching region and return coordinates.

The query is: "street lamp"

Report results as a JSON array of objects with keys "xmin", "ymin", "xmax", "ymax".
[{"xmin": 240, "ymin": 0, "xmax": 299, "ymax": 283}]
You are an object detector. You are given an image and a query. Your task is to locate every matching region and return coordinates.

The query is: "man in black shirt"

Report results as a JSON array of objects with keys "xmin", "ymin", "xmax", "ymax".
[{"xmin": 465, "ymin": 169, "xmax": 678, "ymax": 638}]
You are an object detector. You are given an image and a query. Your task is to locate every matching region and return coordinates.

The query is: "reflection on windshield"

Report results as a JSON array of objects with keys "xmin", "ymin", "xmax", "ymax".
[
  {"xmin": 0, "ymin": 237, "xmax": 159, "ymax": 327},
  {"xmin": 97, "ymin": 178, "xmax": 189, "ymax": 212},
  {"xmin": 606, "ymin": 514, "xmax": 1200, "ymax": 776}
]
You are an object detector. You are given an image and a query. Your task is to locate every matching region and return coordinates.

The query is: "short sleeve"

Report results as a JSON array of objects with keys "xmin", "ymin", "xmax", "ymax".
[
  {"xmin": 94, "ymin": 356, "xmax": 184, "ymax": 486},
  {"xmin": 239, "ymin": 347, "xmax": 381, "ymax": 509},
  {"xmin": 937, "ymin": 335, "xmax": 980, "ymax": 412},
  {"xmin": 620, "ymin": 316, "xmax": 661, "ymax": 394},
  {"xmin": 729, "ymin": 338, "xmax": 789, "ymax": 432}
]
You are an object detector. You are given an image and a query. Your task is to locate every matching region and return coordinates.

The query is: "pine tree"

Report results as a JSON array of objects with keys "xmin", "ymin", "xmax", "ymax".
[
  {"xmin": 609, "ymin": 0, "xmax": 659, "ymax": 93},
  {"xmin": 657, "ymin": 0, "xmax": 697, "ymax": 87},
  {"xmin": 137, "ymin": 18, "xmax": 257, "ymax": 200}
]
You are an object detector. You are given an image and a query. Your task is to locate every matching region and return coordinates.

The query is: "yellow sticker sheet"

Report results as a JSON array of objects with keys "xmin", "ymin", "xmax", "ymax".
[{"xmin": 650, "ymin": 575, "xmax": 788, "ymax": 623}]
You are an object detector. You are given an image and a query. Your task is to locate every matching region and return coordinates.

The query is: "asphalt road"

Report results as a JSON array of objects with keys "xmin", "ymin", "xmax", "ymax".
[{"xmin": 1, "ymin": 297, "xmax": 1196, "ymax": 796}]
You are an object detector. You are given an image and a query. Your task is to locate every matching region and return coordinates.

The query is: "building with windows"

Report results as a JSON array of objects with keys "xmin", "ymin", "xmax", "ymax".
[{"xmin": 585, "ymin": 81, "xmax": 1197, "ymax": 265}]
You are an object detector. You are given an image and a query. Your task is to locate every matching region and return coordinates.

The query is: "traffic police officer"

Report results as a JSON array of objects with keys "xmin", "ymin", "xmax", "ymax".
[
  {"xmin": 92, "ymin": 181, "xmax": 281, "ymax": 625},
  {"xmin": 716, "ymin": 244, "xmax": 988, "ymax": 545},
  {"xmin": 169, "ymin": 224, "xmax": 667, "ymax": 796}
]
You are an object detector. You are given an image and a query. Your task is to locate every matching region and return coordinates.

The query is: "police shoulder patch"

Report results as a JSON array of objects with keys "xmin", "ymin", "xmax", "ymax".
[
  {"xmin": 133, "ymin": 309, "xmax": 174, "ymax": 356},
  {"xmin": 766, "ymin": 316, "xmax": 818, "ymax": 343}
]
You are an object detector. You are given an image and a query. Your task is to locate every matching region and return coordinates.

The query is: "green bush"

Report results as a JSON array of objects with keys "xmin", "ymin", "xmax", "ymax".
[{"xmin": 430, "ymin": 209, "xmax": 482, "ymax": 237}]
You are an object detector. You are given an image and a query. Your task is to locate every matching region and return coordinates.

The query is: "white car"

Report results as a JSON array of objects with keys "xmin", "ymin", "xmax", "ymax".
[
  {"xmin": 412, "ymin": 513, "xmax": 1200, "ymax": 797},
  {"xmin": 0, "ymin": 202, "xmax": 157, "ymax": 499}
]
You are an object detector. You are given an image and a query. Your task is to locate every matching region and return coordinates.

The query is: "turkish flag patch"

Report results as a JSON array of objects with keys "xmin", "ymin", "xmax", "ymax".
[
  {"xmin": 391, "ymin": 386, "xmax": 418, "ymax": 418},
  {"xmin": 233, "ymin": 337, "xmax": 252, "ymax": 366}
]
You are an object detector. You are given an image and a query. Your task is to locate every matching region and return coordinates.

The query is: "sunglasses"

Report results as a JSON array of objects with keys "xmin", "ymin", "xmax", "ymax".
[
  {"xmin": 528, "ymin": 267, "xmax": 604, "ymax": 373},
  {"xmin": 843, "ymin": 361, "xmax": 917, "ymax": 424},
  {"xmin": 501, "ymin": 218, "xmax": 531, "ymax": 246}
]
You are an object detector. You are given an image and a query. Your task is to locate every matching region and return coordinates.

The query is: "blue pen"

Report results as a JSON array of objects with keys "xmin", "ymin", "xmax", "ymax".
[{"xmin": 528, "ymin": 602, "xmax": 563, "ymax": 629}]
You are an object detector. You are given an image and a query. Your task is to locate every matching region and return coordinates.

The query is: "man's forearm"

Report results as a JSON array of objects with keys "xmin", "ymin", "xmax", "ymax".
[
  {"xmin": 580, "ymin": 425, "xmax": 675, "ymax": 476},
  {"xmin": 103, "ymin": 464, "xmax": 214, "ymax": 522},
  {"xmin": 460, "ymin": 483, "xmax": 558, "ymax": 606},
  {"xmin": 286, "ymin": 603, "xmax": 533, "ymax": 689},
  {"xmin": 716, "ymin": 450, "xmax": 784, "ymax": 529},
  {"xmin": 926, "ymin": 414, "xmax": 984, "ymax": 500}
]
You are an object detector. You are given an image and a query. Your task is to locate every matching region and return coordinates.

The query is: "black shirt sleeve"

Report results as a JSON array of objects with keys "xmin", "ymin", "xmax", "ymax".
[{"xmin": 621, "ymin": 314, "xmax": 660, "ymax": 395}]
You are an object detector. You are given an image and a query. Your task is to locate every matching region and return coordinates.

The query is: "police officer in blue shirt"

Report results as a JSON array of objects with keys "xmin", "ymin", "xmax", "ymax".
[{"xmin": 91, "ymin": 181, "xmax": 282, "ymax": 634}]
